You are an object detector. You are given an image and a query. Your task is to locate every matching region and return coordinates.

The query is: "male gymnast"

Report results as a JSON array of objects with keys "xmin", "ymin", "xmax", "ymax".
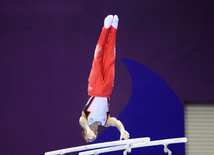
[{"xmin": 79, "ymin": 15, "xmax": 130, "ymax": 143}]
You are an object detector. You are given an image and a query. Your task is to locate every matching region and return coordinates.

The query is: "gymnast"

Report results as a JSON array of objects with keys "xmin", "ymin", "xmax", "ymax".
[{"xmin": 79, "ymin": 15, "xmax": 130, "ymax": 143}]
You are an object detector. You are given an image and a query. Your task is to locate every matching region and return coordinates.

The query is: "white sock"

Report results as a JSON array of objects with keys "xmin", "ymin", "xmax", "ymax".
[
  {"xmin": 112, "ymin": 15, "xmax": 119, "ymax": 29},
  {"xmin": 104, "ymin": 15, "xmax": 113, "ymax": 29}
]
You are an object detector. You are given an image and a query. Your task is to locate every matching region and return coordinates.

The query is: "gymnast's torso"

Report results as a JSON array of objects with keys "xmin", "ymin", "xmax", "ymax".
[{"xmin": 83, "ymin": 96, "xmax": 110, "ymax": 126}]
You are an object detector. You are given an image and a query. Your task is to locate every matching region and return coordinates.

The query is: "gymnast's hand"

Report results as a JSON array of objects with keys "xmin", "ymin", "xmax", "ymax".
[{"xmin": 120, "ymin": 130, "xmax": 130, "ymax": 140}]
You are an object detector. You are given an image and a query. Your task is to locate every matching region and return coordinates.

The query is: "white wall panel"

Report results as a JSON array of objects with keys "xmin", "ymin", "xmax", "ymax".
[{"xmin": 185, "ymin": 102, "xmax": 214, "ymax": 155}]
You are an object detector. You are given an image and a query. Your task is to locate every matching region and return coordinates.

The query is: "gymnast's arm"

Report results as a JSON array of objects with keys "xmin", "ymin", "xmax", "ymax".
[
  {"xmin": 105, "ymin": 116, "xmax": 130, "ymax": 140},
  {"xmin": 79, "ymin": 112, "xmax": 90, "ymax": 131}
]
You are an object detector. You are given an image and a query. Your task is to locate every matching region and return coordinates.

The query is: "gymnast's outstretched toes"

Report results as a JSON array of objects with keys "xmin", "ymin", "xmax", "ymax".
[
  {"xmin": 104, "ymin": 14, "xmax": 114, "ymax": 29},
  {"xmin": 112, "ymin": 14, "xmax": 119, "ymax": 29}
]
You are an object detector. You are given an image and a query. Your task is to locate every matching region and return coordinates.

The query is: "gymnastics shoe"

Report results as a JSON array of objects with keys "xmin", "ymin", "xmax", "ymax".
[
  {"xmin": 112, "ymin": 15, "xmax": 119, "ymax": 29},
  {"xmin": 104, "ymin": 15, "xmax": 113, "ymax": 29}
]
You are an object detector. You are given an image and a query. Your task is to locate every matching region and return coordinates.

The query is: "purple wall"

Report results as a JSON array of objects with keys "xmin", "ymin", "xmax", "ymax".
[{"xmin": 1, "ymin": 1, "xmax": 214, "ymax": 155}]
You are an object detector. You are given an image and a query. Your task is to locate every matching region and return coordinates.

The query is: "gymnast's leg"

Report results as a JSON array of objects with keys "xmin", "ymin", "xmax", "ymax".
[
  {"xmin": 102, "ymin": 15, "xmax": 119, "ymax": 97},
  {"xmin": 88, "ymin": 15, "xmax": 114, "ymax": 97}
]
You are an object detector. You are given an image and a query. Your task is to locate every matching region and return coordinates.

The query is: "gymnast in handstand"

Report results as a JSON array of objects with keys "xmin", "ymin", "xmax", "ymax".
[{"xmin": 79, "ymin": 15, "xmax": 130, "ymax": 143}]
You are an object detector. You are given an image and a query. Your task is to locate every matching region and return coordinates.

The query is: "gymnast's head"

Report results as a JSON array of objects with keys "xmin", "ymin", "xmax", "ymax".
[{"xmin": 82, "ymin": 126, "xmax": 98, "ymax": 143}]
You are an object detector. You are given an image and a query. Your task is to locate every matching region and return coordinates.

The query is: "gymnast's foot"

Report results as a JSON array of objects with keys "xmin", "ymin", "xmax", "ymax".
[
  {"xmin": 112, "ymin": 15, "xmax": 119, "ymax": 29},
  {"xmin": 104, "ymin": 15, "xmax": 113, "ymax": 29}
]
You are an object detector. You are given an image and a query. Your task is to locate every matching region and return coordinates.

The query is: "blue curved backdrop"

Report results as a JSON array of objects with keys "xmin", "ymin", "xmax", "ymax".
[{"xmin": 94, "ymin": 58, "xmax": 185, "ymax": 155}]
